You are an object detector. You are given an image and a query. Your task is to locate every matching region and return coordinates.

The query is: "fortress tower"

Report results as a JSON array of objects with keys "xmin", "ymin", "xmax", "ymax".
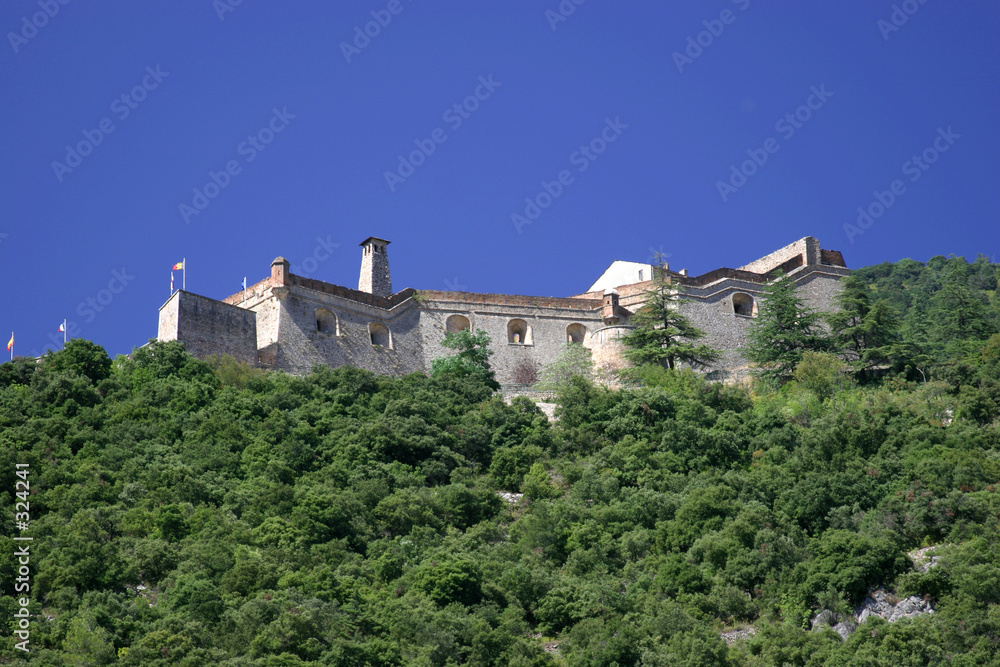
[{"xmin": 358, "ymin": 237, "xmax": 392, "ymax": 297}]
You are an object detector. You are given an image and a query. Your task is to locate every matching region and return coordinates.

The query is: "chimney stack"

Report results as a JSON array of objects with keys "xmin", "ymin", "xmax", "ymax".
[{"xmin": 358, "ymin": 237, "xmax": 392, "ymax": 297}]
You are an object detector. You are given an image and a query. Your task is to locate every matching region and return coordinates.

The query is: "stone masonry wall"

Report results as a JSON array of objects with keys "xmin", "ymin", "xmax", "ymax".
[
  {"xmin": 737, "ymin": 236, "xmax": 819, "ymax": 274},
  {"xmin": 418, "ymin": 297, "xmax": 605, "ymax": 384},
  {"xmin": 266, "ymin": 283, "xmax": 425, "ymax": 376},
  {"xmin": 157, "ymin": 291, "xmax": 257, "ymax": 364}
]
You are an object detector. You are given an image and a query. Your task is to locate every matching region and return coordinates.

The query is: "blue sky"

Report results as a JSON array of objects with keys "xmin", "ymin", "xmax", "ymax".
[{"xmin": 2, "ymin": 1, "xmax": 998, "ymax": 358}]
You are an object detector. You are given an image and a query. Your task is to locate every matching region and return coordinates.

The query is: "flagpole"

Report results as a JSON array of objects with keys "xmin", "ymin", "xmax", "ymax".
[
  {"xmin": 9, "ymin": 332, "xmax": 12, "ymax": 361},
  {"xmin": 183, "ymin": 258, "xmax": 186, "ymax": 291},
  {"xmin": 63, "ymin": 319, "xmax": 67, "ymax": 344}
]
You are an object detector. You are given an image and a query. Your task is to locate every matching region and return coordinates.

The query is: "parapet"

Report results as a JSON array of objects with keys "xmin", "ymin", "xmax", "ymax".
[{"xmin": 737, "ymin": 237, "xmax": 822, "ymax": 274}]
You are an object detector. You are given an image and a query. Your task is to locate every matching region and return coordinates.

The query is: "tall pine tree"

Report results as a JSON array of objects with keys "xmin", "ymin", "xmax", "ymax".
[
  {"xmin": 827, "ymin": 274, "xmax": 903, "ymax": 383},
  {"xmin": 622, "ymin": 260, "xmax": 719, "ymax": 371},
  {"xmin": 744, "ymin": 271, "xmax": 829, "ymax": 383}
]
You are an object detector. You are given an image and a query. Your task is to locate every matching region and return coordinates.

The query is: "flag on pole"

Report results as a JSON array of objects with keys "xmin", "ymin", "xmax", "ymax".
[
  {"xmin": 241, "ymin": 277, "xmax": 247, "ymax": 290},
  {"xmin": 171, "ymin": 259, "xmax": 185, "ymax": 291},
  {"xmin": 58, "ymin": 322, "xmax": 66, "ymax": 333},
  {"xmin": 170, "ymin": 271, "xmax": 174, "ymax": 294},
  {"xmin": 6, "ymin": 332, "xmax": 13, "ymax": 352}
]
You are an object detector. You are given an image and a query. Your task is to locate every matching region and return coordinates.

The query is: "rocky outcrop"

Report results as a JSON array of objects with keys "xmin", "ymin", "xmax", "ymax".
[
  {"xmin": 856, "ymin": 589, "xmax": 934, "ymax": 625},
  {"xmin": 720, "ymin": 627, "xmax": 757, "ymax": 645},
  {"xmin": 908, "ymin": 545, "xmax": 944, "ymax": 573},
  {"xmin": 810, "ymin": 588, "xmax": 934, "ymax": 641}
]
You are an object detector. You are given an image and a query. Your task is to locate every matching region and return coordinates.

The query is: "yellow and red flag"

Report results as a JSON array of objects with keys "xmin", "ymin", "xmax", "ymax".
[
  {"xmin": 6, "ymin": 333, "xmax": 12, "ymax": 351},
  {"xmin": 172, "ymin": 261, "xmax": 184, "ymax": 271}
]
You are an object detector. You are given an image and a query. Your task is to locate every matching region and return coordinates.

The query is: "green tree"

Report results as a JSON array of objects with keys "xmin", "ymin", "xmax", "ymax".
[
  {"xmin": 413, "ymin": 557, "xmax": 483, "ymax": 606},
  {"xmin": 0, "ymin": 355, "xmax": 39, "ymax": 388},
  {"xmin": 431, "ymin": 329, "xmax": 499, "ymax": 390},
  {"xmin": 792, "ymin": 351, "xmax": 852, "ymax": 398},
  {"xmin": 744, "ymin": 271, "xmax": 830, "ymax": 383},
  {"xmin": 827, "ymin": 275, "xmax": 903, "ymax": 382},
  {"xmin": 46, "ymin": 338, "xmax": 113, "ymax": 384},
  {"xmin": 622, "ymin": 263, "xmax": 718, "ymax": 370},
  {"xmin": 931, "ymin": 270, "xmax": 995, "ymax": 347}
]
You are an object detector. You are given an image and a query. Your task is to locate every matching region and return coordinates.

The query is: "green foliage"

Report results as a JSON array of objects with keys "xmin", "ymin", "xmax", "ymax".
[
  {"xmin": 623, "ymin": 266, "xmax": 719, "ymax": 370},
  {"xmin": 744, "ymin": 272, "xmax": 830, "ymax": 383},
  {"xmin": 851, "ymin": 254, "xmax": 1000, "ymax": 375},
  {"xmin": 412, "ymin": 557, "xmax": 483, "ymax": 606},
  {"xmin": 45, "ymin": 338, "xmax": 113, "ymax": 385},
  {"xmin": 827, "ymin": 274, "xmax": 904, "ymax": 382},
  {"xmin": 792, "ymin": 351, "xmax": 852, "ymax": 398},
  {"xmin": 430, "ymin": 328, "xmax": 500, "ymax": 390},
  {"xmin": 2, "ymin": 307, "xmax": 1000, "ymax": 663}
]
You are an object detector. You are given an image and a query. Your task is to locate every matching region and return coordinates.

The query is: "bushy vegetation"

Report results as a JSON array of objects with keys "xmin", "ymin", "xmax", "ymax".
[{"xmin": 1, "ymin": 255, "xmax": 998, "ymax": 665}]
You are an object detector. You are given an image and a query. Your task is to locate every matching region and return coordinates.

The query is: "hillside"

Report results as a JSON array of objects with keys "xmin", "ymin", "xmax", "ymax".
[{"xmin": 1, "ymin": 256, "xmax": 999, "ymax": 666}]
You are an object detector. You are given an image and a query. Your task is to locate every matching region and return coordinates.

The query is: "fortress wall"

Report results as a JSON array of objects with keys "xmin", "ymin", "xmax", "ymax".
[
  {"xmin": 157, "ymin": 293, "xmax": 180, "ymax": 341},
  {"xmin": 158, "ymin": 291, "xmax": 257, "ymax": 364},
  {"xmin": 249, "ymin": 293, "xmax": 282, "ymax": 366},
  {"xmin": 737, "ymin": 236, "xmax": 819, "ymax": 274},
  {"xmin": 158, "ymin": 238, "xmax": 848, "ymax": 382},
  {"xmin": 267, "ymin": 285, "xmax": 425, "ymax": 376},
  {"xmin": 589, "ymin": 325, "xmax": 633, "ymax": 378},
  {"xmin": 681, "ymin": 293, "xmax": 757, "ymax": 374},
  {"xmin": 792, "ymin": 268, "xmax": 849, "ymax": 316},
  {"xmin": 289, "ymin": 275, "xmax": 416, "ymax": 309},
  {"xmin": 418, "ymin": 298, "xmax": 604, "ymax": 384},
  {"xmin": 608, "ymin": 266, "xmax": 848, "ymax": 375},
  {"xmin": 417, "ymin": 290, "xmax": 601, "ymax": 311},
  {"xmin": 221, "ymin": 276, "xmax": 274, "ymax": 305}
]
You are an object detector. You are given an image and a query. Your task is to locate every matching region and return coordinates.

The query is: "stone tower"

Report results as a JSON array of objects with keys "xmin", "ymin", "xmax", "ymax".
[{"xmin": 358, "ymin": 237, "xmax": 392, "ymax": 297}]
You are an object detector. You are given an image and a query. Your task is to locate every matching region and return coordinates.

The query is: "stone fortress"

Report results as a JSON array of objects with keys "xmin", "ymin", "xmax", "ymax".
[{"xmin": 156, "ymin": 236, "xmax": 849, "ymax": 383}]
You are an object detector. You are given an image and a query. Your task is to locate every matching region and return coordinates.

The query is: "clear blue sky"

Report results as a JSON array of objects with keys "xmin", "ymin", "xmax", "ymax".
[{"xmin": 2, "ymin": 1, "xmax": 998, "ymax": 357}]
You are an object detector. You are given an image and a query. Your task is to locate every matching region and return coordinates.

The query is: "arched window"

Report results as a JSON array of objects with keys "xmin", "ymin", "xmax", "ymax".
[
  {"xmin": 566, "ymin": 323, "xmax": 588, "ymax": 344},
  {"xmin": 446, "ymin": 314, "xmax": 471, "ymax": 333},
  {"xmin": 732, "ymin": 292, "xmax": 756, "ymax": 317},
  {"xmin": 508, "ymin": 319, "xmax": 532, "ymax": 345},
  {"xmin": 316, "ymin": 308, "xmax": 339, "ymax": 335},
  {"xmin": 369, "ymin": 322, "xmax": 392, "ymax": 348}
]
